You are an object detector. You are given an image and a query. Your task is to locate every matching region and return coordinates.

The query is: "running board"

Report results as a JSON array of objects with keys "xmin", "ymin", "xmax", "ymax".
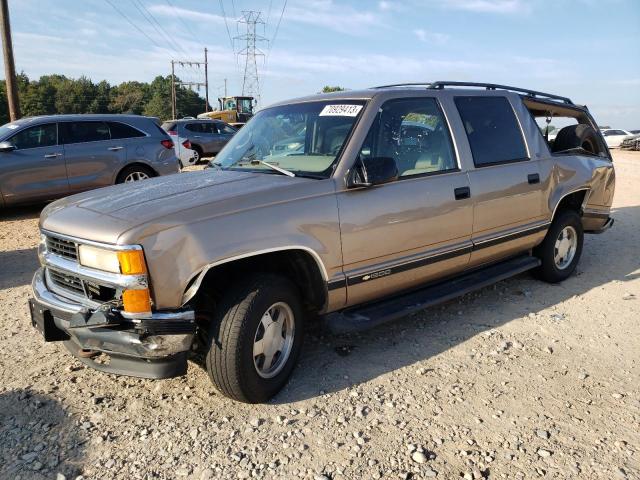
[{"xmin": 324, "ymin": 255, "xmax": 541, "ymax": 334}]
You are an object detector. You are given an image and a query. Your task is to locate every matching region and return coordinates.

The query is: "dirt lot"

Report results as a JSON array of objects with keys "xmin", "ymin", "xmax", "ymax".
[{"xmin": 1, "ymin": 151, "xmax": 638, "ymax": 480}]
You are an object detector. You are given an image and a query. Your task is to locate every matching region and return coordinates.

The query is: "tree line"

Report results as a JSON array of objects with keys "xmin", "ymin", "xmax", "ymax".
[{"xmin": 0, "ymin": 73, "xmax": 209, "ymax": 125}]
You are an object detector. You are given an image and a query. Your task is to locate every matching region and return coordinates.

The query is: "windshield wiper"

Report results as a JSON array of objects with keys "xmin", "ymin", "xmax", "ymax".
[{"xmin": 250, "ymin": 160, "xmax": 296, "ymax": 177}]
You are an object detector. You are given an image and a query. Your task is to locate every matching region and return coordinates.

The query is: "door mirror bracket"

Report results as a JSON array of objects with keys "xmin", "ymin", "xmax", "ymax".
[
  {"xmin": 347, "ymin": 156, "xmax": 398, "ymax": 189},
  {"xmin": 0, "ymin": 141, "xmax": 16, "ymax": 153}
]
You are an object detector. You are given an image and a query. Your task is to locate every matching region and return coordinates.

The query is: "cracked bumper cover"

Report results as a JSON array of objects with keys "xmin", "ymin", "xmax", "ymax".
[{"xmin": 30, "ymin": 268, "xmax": 196, "ymax": 379}]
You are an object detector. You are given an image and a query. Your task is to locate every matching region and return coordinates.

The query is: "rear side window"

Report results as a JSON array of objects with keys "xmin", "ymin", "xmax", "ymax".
[
  {"xmin": 185, "ymin": 123, "xmax": 203, "ymax": 133},
  {"xmin": 61, "ymin": 122, "xmax": 110, "ymax": 144},
  {"xmin": 9, "ymin": 123, "xmax": 57, "ymax": 149},
  {"xmin": 219, "ymin": 123, "xmax": 236, "ymax": 134},
  {"xmin": 108, "ymin": 122, "xmax": 145, "ymax": 139},
  {"xmin": 455, "ymin": 96, "xmax": 528, "ymax": 166}
]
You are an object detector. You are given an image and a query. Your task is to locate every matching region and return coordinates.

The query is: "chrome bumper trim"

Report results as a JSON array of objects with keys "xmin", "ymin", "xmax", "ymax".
[
  {"xmin": 42, "ymin": 251, "xmax": 147, "ymax": 290},
  {"xmin": 32, "ymin": 268, "xmax": 86, "ymax": 315}
]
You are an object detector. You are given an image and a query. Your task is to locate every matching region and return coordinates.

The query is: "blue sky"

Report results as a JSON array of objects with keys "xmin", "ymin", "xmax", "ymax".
[{"xmin": 5, "ymin": 0, "xmax": 640, "ymax": 127}]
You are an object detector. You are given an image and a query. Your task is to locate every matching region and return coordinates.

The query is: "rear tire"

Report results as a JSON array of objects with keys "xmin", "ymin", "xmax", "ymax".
[
  {"xmin": 533, "ymin": 209, "xmax": 584, "ymax": 283},
  {"xmin": 204, "ymin": 274, "xmax": 305, "ymax": 403},
  {"xmin": 192, "ymin": 145, "xmax": 202, "ymax": 163},
  {"xmin": 116, "ymin": 165, "xmax": 155, "ymax": 184}
]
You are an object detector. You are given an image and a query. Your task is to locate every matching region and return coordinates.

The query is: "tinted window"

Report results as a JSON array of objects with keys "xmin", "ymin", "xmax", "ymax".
[
  {"xmin": 61, "ymin": 122, "xmax": 110, "ymax": 144},
  {"xmin": 9, "ymin": 123, "xmax": 57, "ymax": 149},
  {"xmin": 108, "ymin": 122, "xmax": 145, "ymax": 139},
  {"xmin": 455, "ymin": 96, "xmax": 527, "ymax": 166},
  {"xmin": 360, "ymin": 97, "xmax": 457, "ymax": 177},
  {"xmin": 219, "ymin": 124, "xmax": 236, "ymax": 134},
  {"xmin": 185, "ymin": 123, "xmax": 203, "ymax": 133},
  {"xmin": 161, "ymin": 121, "xmax": 176, "ymax": 132}
]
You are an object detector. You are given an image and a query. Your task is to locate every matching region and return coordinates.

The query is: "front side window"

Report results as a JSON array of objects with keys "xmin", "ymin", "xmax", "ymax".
[
  {"xmin": 215, "ymin": 100, "xmax": 365, "ymax": 179},
  {"xmin": 455, "ymin": 96, "xmax": 528, "ymax": 166},
  {"xmin": 359, "ymin": 97, "xmax": 457, "ymax": 177},
  {"xmin": 9, "ymin": 123, "xmax": 57, "ymax": 149},
  {"xmin": 61, "ymin": 122, "xmax": 110, "ymax": 144},
  {"xmin": 219, "ymin": 124, "xmax": 236, "ymax": 134}
]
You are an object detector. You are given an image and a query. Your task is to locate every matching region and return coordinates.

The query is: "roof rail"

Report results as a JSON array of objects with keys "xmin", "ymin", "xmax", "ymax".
[
  {"xmin": 371, "ymin": 81, "xmax": 574, "ymax": 105},
  {"xmin": 428, "ymin": 81, "xmax": 574, "ymax": 105}
]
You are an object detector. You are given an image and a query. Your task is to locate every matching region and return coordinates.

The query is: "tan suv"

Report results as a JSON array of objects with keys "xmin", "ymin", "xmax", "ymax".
[{"xmin": 29, "ymin": 82, "xmax": 615, "ymax": 403}]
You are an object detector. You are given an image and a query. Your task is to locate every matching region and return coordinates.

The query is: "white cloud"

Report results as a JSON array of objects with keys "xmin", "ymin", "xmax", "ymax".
[
  {"xmin": 429, "ymin": 0, "xmax": 531, "ymax": 14},
  {"xmin": 413, "ymin": 28, "xmax": 449, "ymax": 45},
  {"xmin": 147, "ymin": 4, "xmax": 226, "ymax": 24},
  {"xmin": 285, "ymin": 0, "xmax": 384, "ymax": 35}
]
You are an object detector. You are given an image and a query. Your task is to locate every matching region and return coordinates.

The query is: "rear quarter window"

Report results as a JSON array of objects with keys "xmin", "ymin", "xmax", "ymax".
[
  {"xmin": 108, "ymin": 122, "xmax": 146, "ymax": 139},
  {"xmin": 455, "ymin": 96, "xmax": 528, "ymax": 166}
]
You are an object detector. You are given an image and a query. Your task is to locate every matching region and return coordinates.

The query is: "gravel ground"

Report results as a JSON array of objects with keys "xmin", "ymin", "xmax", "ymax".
[{"xmin": 1, "ymin": 151, "xmax": 638, "ymax": 480}]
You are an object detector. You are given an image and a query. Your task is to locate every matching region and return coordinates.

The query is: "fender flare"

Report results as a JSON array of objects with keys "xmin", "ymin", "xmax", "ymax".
[
  {"xmin": 180, "ymin": 246, "xmax": 329, "ymax": 306},
  {"xmin": 549, "ymin": 187, "xmax": 590, "ymax": 222}
]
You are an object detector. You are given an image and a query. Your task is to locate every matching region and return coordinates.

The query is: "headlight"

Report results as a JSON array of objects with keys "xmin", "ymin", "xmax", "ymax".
[
  {"xmin": 78, "ymin": 245, "xmax": 147, "ymax": 275},
  {"xmin": 78, "ymin": 245, "xmax": 121, "ymax": 273}
]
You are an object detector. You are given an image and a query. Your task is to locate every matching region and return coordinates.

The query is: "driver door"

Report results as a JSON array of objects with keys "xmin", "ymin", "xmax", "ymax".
[
  {"xmin": 0, "ymin": 122, "xmax": 68, "ymax": 205},
  {"xmin": 336, "ymin": 97, "xmax": 473, "ymax": 306}
]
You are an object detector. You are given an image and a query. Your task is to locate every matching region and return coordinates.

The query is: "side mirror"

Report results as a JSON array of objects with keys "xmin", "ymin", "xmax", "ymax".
[
  {"xmin": 347, "ymin": 156, "xmax": 398, "ymax": 188},
  {"xmin": 0, "ymin": 141, "xmax": 15, "ymax": 153}
]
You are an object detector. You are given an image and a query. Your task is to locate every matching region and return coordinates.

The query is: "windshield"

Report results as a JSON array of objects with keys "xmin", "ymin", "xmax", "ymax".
[
  {"xmin": 0, "ymin": 121, "xmax": 27, "ymax": 139},
  {"xmin": 238, "ymin": 98, "xmax": 253, "ymax": 114},
  {"xmin": 214, "ymin": 100, "xmax": 365, "ymax": 179}
]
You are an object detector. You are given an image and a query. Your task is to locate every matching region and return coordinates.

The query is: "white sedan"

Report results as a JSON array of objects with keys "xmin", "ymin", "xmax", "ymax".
[
  {"xmin": 175, "ymin": 136, "xmax": 197, "ymax": 167},
  {"xmin": 601, "ymin": 129, "xmax": 635, "ymax": 148}
]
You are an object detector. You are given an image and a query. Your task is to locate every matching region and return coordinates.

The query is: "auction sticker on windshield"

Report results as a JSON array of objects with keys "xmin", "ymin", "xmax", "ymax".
[{"xmin": 319, "ymin": 104, "xmax": 363, "ymax": 117}]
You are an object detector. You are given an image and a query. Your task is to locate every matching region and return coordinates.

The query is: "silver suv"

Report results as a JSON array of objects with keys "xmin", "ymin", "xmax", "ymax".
[
  {"xmin": 0, "ymin": 114, "xmax": 180, "ymax": 208},
  {"xmin": 161, "ymin": 119, "xmax": 236, "ymax": 162},
  {"xmin": 29, "ymin": 82, "xmax": 615, "ymax": 403}
]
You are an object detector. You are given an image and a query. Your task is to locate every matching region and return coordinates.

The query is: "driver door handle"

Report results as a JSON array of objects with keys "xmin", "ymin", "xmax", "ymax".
[
  {"xmin": 108, "ymin": 146, "xmax": 124, "ymax": 151},
  {"xmin": 43, "ymin": 153, "xmax": 62, "ymax": 158},
  {"xmin": 454, "ymin": 186, "xmax": 471, "ymax": 200}
]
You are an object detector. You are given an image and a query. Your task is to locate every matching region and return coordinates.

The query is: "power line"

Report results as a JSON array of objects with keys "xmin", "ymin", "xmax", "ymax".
[
  {"xmin": 218, "ymin": 0, "xmax": 235, "ymax": 52},
  {"xmin": 104, "ymin": 0, "xmax": 164, "ymax": 50},
  {"xmin": 131, "ymin": 0, "xmax": 189, "ymax": 57},
  {"xmin": 164, "ymin": 0, "xmax": 201, "ymax": 45},
  {"xmin": 268, "ymin": 0, "xmax": 286, "ymax": 54}
]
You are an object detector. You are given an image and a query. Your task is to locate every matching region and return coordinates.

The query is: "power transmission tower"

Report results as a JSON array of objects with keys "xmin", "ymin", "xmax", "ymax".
[
  {"xmin": 234, "ymin": 11, "xmax": 267, "ymax": 105},
  {"xmin": 169, "ymin": 48, "xmax": 209, "ymax": 118},
  {"xmin": 0, "ymin": 0, "xmax": 20, "ymax": 120}
]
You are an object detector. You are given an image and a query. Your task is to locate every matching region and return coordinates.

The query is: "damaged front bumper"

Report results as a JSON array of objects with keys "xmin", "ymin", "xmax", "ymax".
[{"xmin": 30, "ymin": 268, "xmax": 196, "ymax": 379}]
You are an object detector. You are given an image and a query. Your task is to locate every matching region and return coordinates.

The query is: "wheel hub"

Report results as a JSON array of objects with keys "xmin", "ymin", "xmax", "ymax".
[
  {"xmin": 554, "ymin": 225, "xmax": 577, "ymax": 270},
  {"xmin": 252, "ymin": 302, "xmax": 295, "ymax": 379}
]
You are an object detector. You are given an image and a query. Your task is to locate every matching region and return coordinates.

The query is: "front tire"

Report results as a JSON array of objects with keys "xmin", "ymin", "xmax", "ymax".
[
  {"xmin": 534, "ymin": 209, "xmax": 584, "ymax": 283},
  {"xmin": 204, "ymin": 274, "xmax": 305, "ymax": 403}
]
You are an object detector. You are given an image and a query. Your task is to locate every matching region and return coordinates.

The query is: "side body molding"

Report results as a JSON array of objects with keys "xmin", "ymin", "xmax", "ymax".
[{"xmin": 181, "ymin": 246, "xmax": 329, "ymax": 305}]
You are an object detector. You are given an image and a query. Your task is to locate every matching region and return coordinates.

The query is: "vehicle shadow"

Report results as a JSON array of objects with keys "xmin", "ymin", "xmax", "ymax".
[
  {"xmin": 274, "ymin": 204, "xmax": 640, "ymax": 403},
  {"xmin": 0, "ymin": 389, "xmax": 86, "ymax": 479},
  {"xmin": 0, "ymin": 203, "xmax": 43, "ymax": 221},
  {"xmin": 0, "ymin": 247, "xmax": 39, "ymax": 290}
]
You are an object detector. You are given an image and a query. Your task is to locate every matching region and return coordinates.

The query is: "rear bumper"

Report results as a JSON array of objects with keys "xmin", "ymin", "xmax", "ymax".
[{"xmin": 30, "ymin": 268, "xmax": 195, "ymax": 379}]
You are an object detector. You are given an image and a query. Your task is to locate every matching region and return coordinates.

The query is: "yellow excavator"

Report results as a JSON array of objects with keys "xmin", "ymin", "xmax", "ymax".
[{"xmin": 198, "ymin": 96, "xmax": 255, "ymax": 128}]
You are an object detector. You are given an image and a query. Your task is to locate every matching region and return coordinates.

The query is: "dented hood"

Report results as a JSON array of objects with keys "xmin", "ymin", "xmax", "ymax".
[{"xmin": 40, "ymin": 170, "xmax": 313, "ymax": 244}]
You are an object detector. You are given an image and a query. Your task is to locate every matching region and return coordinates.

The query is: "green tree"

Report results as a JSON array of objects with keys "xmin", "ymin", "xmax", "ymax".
[
  {"xmin": 55, "ymin": 76, "xmax": 97, "ymax": 114},
  {"xmin": 320, "ymin": 85, "xmax": 346, "ymax": 93},
  {"xmin": 109, "ymin": 81, "xmax": 149, "ymax": 114}
]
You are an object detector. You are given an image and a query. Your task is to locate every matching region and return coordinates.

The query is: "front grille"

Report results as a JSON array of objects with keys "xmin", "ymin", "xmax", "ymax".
[
  {"xmin": 49, "ymin": 269, "xmax": 85, "ymax": 295},
  {"xmin": 46, "ymin": 235, "xmax": 78, "ymax": 261}
]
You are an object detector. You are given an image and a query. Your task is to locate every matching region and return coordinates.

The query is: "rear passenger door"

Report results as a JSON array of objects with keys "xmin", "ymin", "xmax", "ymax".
[
  {"xmin": 212, "ymin": 122, "xmax": 236, "ymax": 152},
  {"xmin": 61, "ymin": 121, "xmax": 127, "ymax": 192},
  {"xmin": 185, "ymin": 122, "xmax": 214, "ymax": 154},
  {"xmin": 454, "ymin": 96, "xmax": 545, "ymax": 267},
  {"xmin": 337, "ymin": 97, "xmax": 473, "ymax": 306}
]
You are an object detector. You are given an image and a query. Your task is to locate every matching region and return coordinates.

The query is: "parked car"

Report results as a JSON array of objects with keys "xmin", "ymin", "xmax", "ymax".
[
  {"xmin": 30, "ymin": 82, "xmax": 614, "ymax": 403},
  {"xmin": 0, "ymin": 114, "xmax": 180, "ymax": 208},
  {"xmin": 620, "ymin": 134, "xmax": 640, "ymax": 151},
  {"xmin": 601, "ymin": 128, "xmax": 635, "ymax": 148},
  {"xmin": 175, "ymin": 136, "xmax": 197, "ymax": 167},
  {"xmin": 161, "ymin": 119, "xmax": 236, "ymax": 162}
]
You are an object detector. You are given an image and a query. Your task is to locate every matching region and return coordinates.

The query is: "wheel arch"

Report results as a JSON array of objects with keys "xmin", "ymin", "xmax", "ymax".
[
  {"xmin": 115, "ymin": 162, "xmax": 158, "ymax": 183},
  {"xmin": 182, "ymin": 247, "xmax": 329, "ymax": 313},
  {"xmin": 550, "ymin": 188, "xmax": 590, "ymax": 222}
]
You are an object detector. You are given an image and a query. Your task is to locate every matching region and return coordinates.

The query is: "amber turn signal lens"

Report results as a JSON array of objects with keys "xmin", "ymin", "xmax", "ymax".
[
  {"xmin": 122, "ymin": 289, "xmax": 152, "ymax": 314},
  {"xmin": 117, "ymin": 250, "xmax": 147, "ymax": 275}
]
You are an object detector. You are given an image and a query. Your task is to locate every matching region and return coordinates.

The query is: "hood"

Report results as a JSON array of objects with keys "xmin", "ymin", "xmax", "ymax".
[{"xmin": 41, "ymin": 170, "xmax": 315, "ymax": 244}]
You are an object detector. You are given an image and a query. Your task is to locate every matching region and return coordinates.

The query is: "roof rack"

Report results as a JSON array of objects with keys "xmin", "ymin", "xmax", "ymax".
[{"xmin": 371, "ymin": 81, "xmax": 574, "ymax": 105}]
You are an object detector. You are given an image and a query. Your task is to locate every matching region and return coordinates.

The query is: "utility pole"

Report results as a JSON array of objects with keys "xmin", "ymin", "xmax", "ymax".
[
  {"xmin": 204, "ymin": 47, "xmax": 209, "ymax": 112},
  {"xmin": 235, "ymin": 11, "xmax": 266, "ymax": 105},
  {"xmin": 224, "ymin": 78, "xmax": 227, "ymax": 97},
  {"xmin": 0, "ymin": 0, "xmax": 20, "ymax": 120},
  {"xmin": 170, "ymin": 60, "xmax": 176, "ymax": 119},
  {"xmin": 170, "ymin": 55, "xmax": 208, "ymax": 116}
]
